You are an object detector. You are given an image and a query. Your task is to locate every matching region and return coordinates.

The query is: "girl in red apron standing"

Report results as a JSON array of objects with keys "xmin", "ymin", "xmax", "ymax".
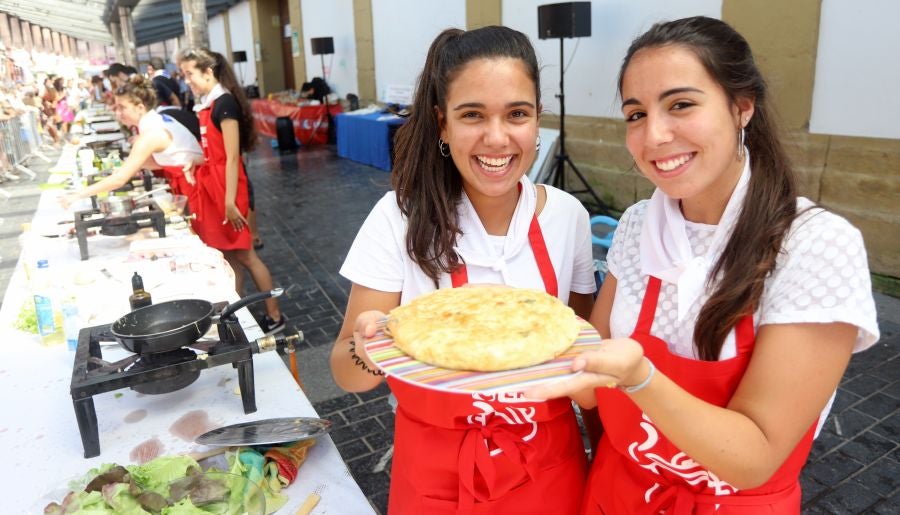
[
  {"xmin": 178, "ymin": 48, "xmax": 284, "ymax": 334},
  {"xmin": 526, "ymin": 17, "xmax": 879, "ymax": 514},
  {"xmin": 61, "ymin": 75, "xmax": 202, "ymax": 211},
  {"xmin": 332, "ymin": 27, "xmax": 598, "ymax": 513}
]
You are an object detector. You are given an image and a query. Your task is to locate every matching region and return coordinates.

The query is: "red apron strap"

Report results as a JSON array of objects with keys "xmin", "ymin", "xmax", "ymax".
[
  {"xmin": 734, "ymin": 313, "xmax": 756, "ymax": 355},
  {"xmin": 450, "ymin": 265, "xmax": 468, "ymax": 288},
  {"xmin": 450, "ymin": 183, "xmax": 558, "ymax": 296},
  {"xmin": 527, "ymin": 214, "xmax": 558, "ymax": 298},
  {"xmin": 635, "ymin": 276, "xmax": 662, "ymax": 334},
  {"xmin": 449, "ymin": 213, "xmax": 557, "ymax": 297}
]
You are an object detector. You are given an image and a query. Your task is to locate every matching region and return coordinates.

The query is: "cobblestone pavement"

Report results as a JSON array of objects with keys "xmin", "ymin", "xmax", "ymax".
[{"xmin": 1, "ymin": 143, "xmax": 897, "ymax": 514}]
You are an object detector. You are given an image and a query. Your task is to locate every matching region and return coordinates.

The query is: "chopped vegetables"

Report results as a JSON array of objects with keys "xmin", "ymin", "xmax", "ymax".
[
  {"xmin": 14, "ymin": 298, "xmax": 38, "ymax": 334},
  {"xmin": 42, "ymin": 454, "xmax": 275, "ymax": 514}
]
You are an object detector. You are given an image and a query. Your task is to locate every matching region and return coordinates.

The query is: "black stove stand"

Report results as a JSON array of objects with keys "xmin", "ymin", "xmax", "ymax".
[
  {"xmin": 74, "ymin": 204, "xmax": 166, "ymax": 261},
  {"xmin": 70, "ymin": 313, "xmax": 257, "ymax": 458}
]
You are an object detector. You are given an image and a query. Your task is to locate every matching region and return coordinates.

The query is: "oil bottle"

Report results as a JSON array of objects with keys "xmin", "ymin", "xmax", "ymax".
[{"xmin": 129, "ymin": 272, "xmax": 153, "ymax": 310}]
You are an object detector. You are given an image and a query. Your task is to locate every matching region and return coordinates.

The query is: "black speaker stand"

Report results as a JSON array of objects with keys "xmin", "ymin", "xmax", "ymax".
[
  {"xmin": 546, "ymin": 38, "xmax": 612, "ymax": 216},
  {"xmin": 319, "ymin": 53, "xmax": 335, "ymax": 145}
]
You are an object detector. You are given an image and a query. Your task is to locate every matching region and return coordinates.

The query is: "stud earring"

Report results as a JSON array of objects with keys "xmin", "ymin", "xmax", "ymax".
[
  {"xmin": 438, "ymin": 138, "xmax": 450, "ymax": 158},
  {"xmin": 536, "ymin": 135, "xmax": 541, "ymax": 152}
]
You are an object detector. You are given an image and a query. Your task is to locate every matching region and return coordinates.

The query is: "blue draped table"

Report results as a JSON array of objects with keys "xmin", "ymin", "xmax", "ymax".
[{"xmin": 335, "ymin": 111, "xmax": 406, "ymax": 171}]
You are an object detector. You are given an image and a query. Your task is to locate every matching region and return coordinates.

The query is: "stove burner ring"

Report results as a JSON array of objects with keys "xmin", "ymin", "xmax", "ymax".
[
  {"xmin": 132, "ymin": 369, "xmax": 200, "ymax": 394},
  {"xmin": 100, "ymin": 218, "xmax": 139, "ymax": 236},
  {"xmin": 129, "ymin": 348, "xmax": 201, "ymax": 395}
]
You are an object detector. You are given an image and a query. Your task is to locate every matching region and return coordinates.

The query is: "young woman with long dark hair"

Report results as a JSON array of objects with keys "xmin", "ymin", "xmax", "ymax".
[
  {"xmin": 527, "ymin": 16, "xmax": 879, "ymax": 513},
  {"xmin": 178, "ymin": 48, "xmax": 283, "ymax": 334},
  {"xmin": 331, "ymin": 26, "xmax": 596, "ymax": 513}
]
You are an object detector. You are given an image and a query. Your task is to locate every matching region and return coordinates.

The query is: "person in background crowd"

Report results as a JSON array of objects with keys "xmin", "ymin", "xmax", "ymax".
[
  {"xmin": 90, "ymin": 75, "xmax": 106, "ymax": 104},
  {"xmin": 74, "ymin": 78, "xmax": 90, "ymax": 110},
  {"xmin": 53, "ymin": 77, "xmax": 74, "ymax": 137},
  {"xmin": 525, "ymin": 16, "xmax": 880, "ymax": 513},
  {"xmin": 331, "ymin": 26, "xmax": 596, "ymax": 514},
  {"xmin": 105, "ymin": 63, "xmax": 137, "ymax": 91},
  {"xmin": 0, "ymin": 94, "xmax": 18, "ymax": 177},
  {"xmin": 39, "ymin": 76, "xmax": 61, "ymax": 144},
  {"xmin": 147, "ymin": 56, "xmax": 181, "ymax": 109},
  {"xmin": 173, "ymin": 71, "xmax": 195, "ymax": 112},
  {"xmin": 299, "ymin": 77, "xmax": 330, "ymax": 102},
  {"xmin": 60, "ymin": 75, "xmax": 203, "ymax": 209},
  {"xmin": 178, "ymin": 47, "xmax": 284, "ymax": 334}
]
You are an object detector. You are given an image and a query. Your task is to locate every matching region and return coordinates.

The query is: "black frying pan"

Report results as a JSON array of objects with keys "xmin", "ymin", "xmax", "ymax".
[{"xmin": 112, "ymin": 289, "xmax": 283, "ymax": 354}]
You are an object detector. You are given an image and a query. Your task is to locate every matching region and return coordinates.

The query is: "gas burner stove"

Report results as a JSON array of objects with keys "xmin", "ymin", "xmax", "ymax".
[
  {"xmin": 69, "ymin": 302, "xmax": 301, "ymax": 458},
  {"xmin": 74, "ymin": 202, "xmax": 166, "ymax": 261}
]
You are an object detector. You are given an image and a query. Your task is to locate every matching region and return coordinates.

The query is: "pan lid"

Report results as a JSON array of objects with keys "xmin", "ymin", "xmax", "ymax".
[{"xmin": 195, "ymin": 417, "xmax": 333, "ymax": 446}]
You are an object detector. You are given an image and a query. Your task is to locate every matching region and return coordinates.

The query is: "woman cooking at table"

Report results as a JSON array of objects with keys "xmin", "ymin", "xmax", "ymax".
[
  {"xmin": 60, "ymin": 74, "xmax": 203, "ymax": 208},
  {"xmin": 525, "ymin": 17, "xmax": 880, "ymax": 513},
  {"xmin": 177, "ymin": 48, "xmax": 284, "ymax": 335},
  {"xmin": 330, "ymin": 26, "xmax": 596, "ymax": 514}
]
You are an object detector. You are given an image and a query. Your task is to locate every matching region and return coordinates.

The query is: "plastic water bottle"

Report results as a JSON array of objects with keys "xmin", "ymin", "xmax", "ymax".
[
  {"xmin": 32, "ymin": 259, "xmax": 64, "ymax": 346},
  {"xmin": 62, "ymin": 295, "xmax": 81, "ymax": 351}
]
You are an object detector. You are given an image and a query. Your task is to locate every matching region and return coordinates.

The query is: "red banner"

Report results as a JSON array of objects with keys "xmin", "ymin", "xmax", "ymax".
[{"xmin": 250, "ymin": 100, "xmax": 343, "ymax": 146}]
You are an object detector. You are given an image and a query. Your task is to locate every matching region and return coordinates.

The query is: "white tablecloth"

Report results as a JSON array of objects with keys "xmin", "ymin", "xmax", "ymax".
[{"xmin": 0, "ymin": 159, "xmax": 374, "ymax": 514}]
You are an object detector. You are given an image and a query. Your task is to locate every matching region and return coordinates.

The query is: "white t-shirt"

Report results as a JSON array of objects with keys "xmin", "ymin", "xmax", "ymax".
[
  {"xmin": 137, "ymin": 109, "xmax": 203, "ymax": 168},
  {"xmin": 607, "ymin": 197, "xmax": 879, "ymax": 430},
  {"xmin": 340, "ymin": 185, "xmax": 596, "ymax": 304}
]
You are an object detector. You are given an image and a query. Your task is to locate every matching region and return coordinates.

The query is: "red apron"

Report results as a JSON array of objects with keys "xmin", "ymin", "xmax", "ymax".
[
  {"xmin": 387, "ymin": 213, "xmax": 587, "ymax": 514},
  {"xmin": 193, "ymin": 99, "xmax": 251, "ymax": 250},
  {"xmin": 159, "ymin": 165, "xmax": 194, "ymax": 199},
  {"xmin": 584, "ymin": 276, "xmax": 816, "ymax": 514}
]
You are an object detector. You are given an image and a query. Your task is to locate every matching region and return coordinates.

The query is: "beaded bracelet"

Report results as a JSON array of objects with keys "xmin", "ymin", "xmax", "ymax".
[
  {"xmin": 348, "ymin": 339, "xmax": 385, "ymax": 377},
  {"xmin": 620, "ymin": 358, "xmax": 655, "ymax": 394}
]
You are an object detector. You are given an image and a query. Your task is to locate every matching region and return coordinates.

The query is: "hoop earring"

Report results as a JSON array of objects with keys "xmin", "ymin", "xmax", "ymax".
[
  {"xmin": 536, "ymin": 135, "xmax": 542, "ymax": 152},
  {"xmin": 438, "ymin": 138, "xmax": 450, "ymax": 158},
  {"xmin": 737, "ymin": 127, "xmax": 746, "ymax": 160}
]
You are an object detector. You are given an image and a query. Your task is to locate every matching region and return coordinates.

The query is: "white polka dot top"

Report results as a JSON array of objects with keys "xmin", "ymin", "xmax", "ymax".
[{"xmin": 607, "ymin": 197, "xmax": 879, "ymax": 360}]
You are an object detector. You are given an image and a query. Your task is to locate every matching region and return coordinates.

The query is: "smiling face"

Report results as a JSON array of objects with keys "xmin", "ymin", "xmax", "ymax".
[
  {"xmin": 621, "ymin": 45, "xmax": 753, "ymax": 222},
  {"xmin": 437, "ymin": 57, "xmax": 539, "ymax": 207},
  {"xmin": 179, "ymin": 59, "xmax": 216, "ymax": 97}
]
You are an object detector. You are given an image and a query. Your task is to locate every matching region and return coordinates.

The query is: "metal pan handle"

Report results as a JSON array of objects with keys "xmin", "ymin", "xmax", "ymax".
[{"xmin": 219, "ymin": 288, "xmax": 284, "ymax": 321}]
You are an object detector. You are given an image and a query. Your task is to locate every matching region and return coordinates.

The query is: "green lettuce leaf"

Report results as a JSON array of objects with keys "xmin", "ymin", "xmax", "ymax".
[
  {"xmin": 160, "ymin": 496, "xmax": 208, "ymax": 515},
  {"xmin": 101, "ymin": 483, "xmax": 151, "ymax": 514},
  {"xmin": 126, "ymin": 455, "xmax": 201, "ymax": 494}
]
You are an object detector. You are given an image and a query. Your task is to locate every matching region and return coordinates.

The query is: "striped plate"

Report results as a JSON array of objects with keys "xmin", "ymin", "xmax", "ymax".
[{"xmin": 364, "ymin": 317, "xmax": 602, "ymax": 394}]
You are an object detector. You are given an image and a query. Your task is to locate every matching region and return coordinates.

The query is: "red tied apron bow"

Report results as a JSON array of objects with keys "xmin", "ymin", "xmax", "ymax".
[{"xmin": 457, "ymin": 412, "xmax": 541, "ymax": 510}]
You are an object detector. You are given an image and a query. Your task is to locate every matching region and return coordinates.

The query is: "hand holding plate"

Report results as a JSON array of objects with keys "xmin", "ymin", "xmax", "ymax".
[{"xmin": 523, "ymin": 337, "xmax": 645, "ymax": 400}]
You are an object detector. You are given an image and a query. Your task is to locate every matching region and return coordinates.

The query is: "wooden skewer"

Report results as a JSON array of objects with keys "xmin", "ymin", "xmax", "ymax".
[{"xmin": 294, "ymin": 492, "xmax": 321, "ymax": 515}]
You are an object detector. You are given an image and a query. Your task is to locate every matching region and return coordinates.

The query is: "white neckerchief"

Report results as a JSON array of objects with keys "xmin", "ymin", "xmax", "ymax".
[
  {"xmin": 640, "ymin": 152, "xmax": 751, "ymax": 321},
  {"xmin": 194, "ymin": 83, "xmax": 228, "ymax": 112},
  {"xmin": 453, "ymin": 176, "xmax": 537, "ymax": 285}
]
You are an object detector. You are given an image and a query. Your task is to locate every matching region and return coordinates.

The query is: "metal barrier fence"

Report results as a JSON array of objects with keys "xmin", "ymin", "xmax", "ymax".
[{"xmin": 0, "ymin": 108, "xmax": 53, "ymax": 189}]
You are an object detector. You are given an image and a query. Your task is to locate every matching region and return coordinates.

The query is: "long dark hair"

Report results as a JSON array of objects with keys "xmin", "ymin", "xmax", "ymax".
[
  {"xmin": 178, "ymin": 47, "xmax": 257, "ymax": 152},
  {"xmin": 618, "ymin": 16, "xmax": 798, "ymax": 361},
  {"xmin": 392, "ymin": 26, "xmax": 540, "ymax": 284}
]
